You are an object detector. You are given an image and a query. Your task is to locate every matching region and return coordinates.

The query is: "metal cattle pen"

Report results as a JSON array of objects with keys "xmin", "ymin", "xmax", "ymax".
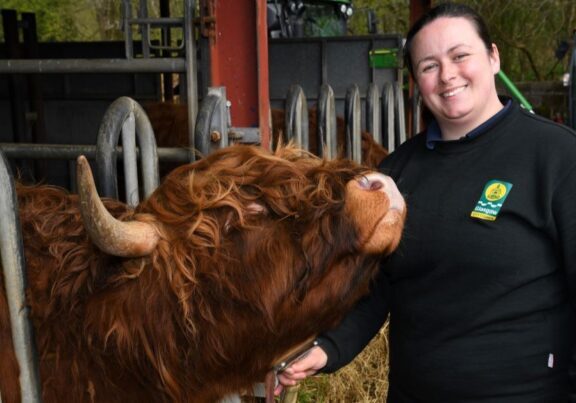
[
  {"xmin": 0, "ymin": 151, "xmax": 42, "ymax": 403},
  {"xmin": 0, "ymin": 94, "xmax": 162, "ymax": 403},
  {"xmin": 0, "ymin": 0, "xmax": 199, "ymax": 177},
  {"xmin": 0, "ymin": 1, "xmax": 416, "ymax": 401},
  {"xmin": 0, "ymin": 79, "xmax": 408, "ymax": 400}
]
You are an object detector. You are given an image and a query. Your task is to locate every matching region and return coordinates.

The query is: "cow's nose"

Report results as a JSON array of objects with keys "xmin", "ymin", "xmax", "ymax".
[{"xmin": 357, "ymin": 173, "xmax": 405, "ymax": 212}]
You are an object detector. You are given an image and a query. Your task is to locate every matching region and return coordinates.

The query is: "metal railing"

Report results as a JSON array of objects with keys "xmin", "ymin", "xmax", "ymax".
[
  {"xmin": 0, "ymin": 151, "xmax": 42, "ymax": 403},
  {"xmin": 0, "ymin": 76, "xmax": 414, "ymax": 400},
  {"xmin": 0, "ymin": 0, "xmax": 199, "ymax": 156}
]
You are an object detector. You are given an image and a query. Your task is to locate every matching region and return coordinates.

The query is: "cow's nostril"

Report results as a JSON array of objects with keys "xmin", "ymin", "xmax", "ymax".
[
  {"xmin": 358, "ymin": 176, "xmax": 370, "ymax": 189},
  {"xmin": 358, "ymin": 174, "xmax": 385, "ymax": 191},
  {"xmin": 370, "ymin": 180, "xmax": 384, "ymax": 191}
]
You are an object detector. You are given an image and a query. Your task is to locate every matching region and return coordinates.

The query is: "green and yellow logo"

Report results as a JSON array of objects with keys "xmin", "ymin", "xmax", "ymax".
[{"xmin": 471, "ymin": 180, "xmax": 513, "ymax": 221}]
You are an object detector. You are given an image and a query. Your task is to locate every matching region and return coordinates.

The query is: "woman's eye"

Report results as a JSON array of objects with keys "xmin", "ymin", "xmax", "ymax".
[
  {"xmin": 454, "ymin": 53, "xmax": 469, "ymax": 61},
  {"xmin": 421, "ymin": 63, "xmax": 437, "ymax": 73}
]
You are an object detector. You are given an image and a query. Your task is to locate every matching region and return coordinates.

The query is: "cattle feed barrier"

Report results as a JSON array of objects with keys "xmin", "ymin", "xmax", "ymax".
[
  {"xmin": 0, "ymin": 81, "xmax": 414, "ymax": 400},
  {"xmin": 0, "ymin": 150, "xmax": 42, "ymax": 403},
  {"xmin": 193, "ymin": 81, "xmax": 409, "ymax": 160},
  {"xmin": 193, "ymin": 81, "xmax": 406, "ymax": 160},
  {"xmin": 95, "ymin": 96, "xmax": 160, "ymax": 205},
  {"xmin": 0, "ymin": 80, "xmax": 413, "ymax": 196},
  {"xmin": 273, "ymin": 81, "xmax": 404, "ymax": 157},
  {"xmin": 0, "ymin": 0, "xmax": 199, "ymax": 157}
]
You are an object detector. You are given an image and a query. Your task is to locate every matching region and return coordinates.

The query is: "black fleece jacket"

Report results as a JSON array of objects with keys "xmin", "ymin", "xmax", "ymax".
[{"xmin": 319, "ymin": 101, "xmax": 576, "ymax": 402}]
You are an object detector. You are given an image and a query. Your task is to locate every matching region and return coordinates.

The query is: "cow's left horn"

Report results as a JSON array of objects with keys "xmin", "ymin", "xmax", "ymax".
[{"xmin": 76, "ymin": 156, "xmax": 159, "ymax": 257}]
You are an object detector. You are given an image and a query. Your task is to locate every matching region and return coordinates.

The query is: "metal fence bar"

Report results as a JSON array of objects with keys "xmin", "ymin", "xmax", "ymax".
[
  {"xmin": 0, "ymin": 58, "xmax": 186, "ymax": 74},
  {"xmin": 317, "ymin": 84, "xmax": 337, "ymax": 159},
  {"xmin": 393, "ymin": 82, "xmax": 406, "ymax": 147},
  {"xmin": 194, "ymin": 87, "xmax": 229, "ymax": 159},
  {"xmin": 411, "ymin": 86, "xmax": 422, "ymax": 137},
  {"xmin": 0, "ymin": 151, "xmax": 42, "ymax": 403},
  {"xmin": 285, "ymin": 85, "xmax": 309, "ymax": 150},
  {"xmin": 381, "ymin": 82, "xmax": 395, "ymax": 152},
  {"xmin": 138, "ymin": 0, "xmax": 151, "ymax": 59},
  {"xmin": 366, "ymin": 82, "xmax": 382, "ymax": 145},
  {"xmin": 0, "ymin": 143, "xmax": 190, "ymax": 163},
  {"xmin": 96, "ymin": 96, "xmax": 159, "ymax": 200},
  {"xmin": 122, "ymin": 0, "xmax": 134, "ymax": 59},
  {"xmin": 183, "ymin": 0, "xmax": 199, "ymax": 152},
  {"xmin": 121, "ymin": 113, "xmax": 140, "ymax": 206},
  {"xmin": 345, "ymin": 84, "xmax": 362, "ymax": 164},
  {"xmin": 128, "ymin": 17, "xmax": 184, "ymax": 26}
]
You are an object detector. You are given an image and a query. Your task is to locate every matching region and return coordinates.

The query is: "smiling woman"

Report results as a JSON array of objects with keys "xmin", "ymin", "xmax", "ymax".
[
  {"xmin": 277, "ymin": 3, "xmax": 576, "ymax": 402},
  {"xmin": 406, "ymin": 14, "xmax": 503, "ymax": 140}
]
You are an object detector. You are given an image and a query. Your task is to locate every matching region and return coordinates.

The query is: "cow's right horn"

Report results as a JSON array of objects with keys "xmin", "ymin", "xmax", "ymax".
[{"xmin": 76, "ymin": 156, "xmax": 159, "ymax": 257}]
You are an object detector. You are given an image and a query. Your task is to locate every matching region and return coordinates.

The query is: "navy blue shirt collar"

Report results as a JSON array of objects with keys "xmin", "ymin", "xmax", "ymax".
[{"xmin": 425, "ymin": 99, "xmax": 512, "ymax": 150}]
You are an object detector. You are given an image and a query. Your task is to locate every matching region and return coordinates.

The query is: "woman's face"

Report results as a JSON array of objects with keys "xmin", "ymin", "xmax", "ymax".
[{"xmin": 411, "ymin": 17, "xmax": 501, "ymax": 136}]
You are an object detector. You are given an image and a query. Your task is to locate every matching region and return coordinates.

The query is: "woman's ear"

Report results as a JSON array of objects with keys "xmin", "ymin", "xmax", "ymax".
[{"xmin": 490, "ymin": 43, "xmax": 501, "ymax": 74}]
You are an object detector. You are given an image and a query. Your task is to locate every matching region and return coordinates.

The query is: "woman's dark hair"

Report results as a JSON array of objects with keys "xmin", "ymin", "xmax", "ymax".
[{"xmin": 403, "ymin": 2, "xmax": 493, "ymax": 77}]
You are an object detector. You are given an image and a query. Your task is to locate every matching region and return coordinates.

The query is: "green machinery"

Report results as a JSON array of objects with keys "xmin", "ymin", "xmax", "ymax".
[{"xmin": 267, "ymin": 0, "xmax": 353, "ymax": 38}]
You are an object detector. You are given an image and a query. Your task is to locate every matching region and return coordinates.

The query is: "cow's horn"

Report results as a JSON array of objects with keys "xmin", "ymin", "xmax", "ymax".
[{"xmin": 76, "ymin": 156, "xmax": 159, "ymax": 257}]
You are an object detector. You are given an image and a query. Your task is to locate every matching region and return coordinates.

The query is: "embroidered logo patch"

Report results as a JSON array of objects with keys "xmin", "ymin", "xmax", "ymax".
[{"xmin": 470, "ymin": 180, "xmax": 513, "ymax": 221}]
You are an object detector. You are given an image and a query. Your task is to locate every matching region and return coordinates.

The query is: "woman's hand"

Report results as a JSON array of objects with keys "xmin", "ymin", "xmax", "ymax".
[{"xmin": 274, "ymin": 346, "xmax": 328, "ymax": 395}]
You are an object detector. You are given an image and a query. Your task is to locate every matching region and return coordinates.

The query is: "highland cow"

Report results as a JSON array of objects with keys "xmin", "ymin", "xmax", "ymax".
[{"xmin": 0, "ymin": 144, "xmax": 405, "ymax": 402}]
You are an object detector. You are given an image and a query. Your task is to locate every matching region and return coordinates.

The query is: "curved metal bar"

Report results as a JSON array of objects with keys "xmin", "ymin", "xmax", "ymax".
[
  {"xmin": 366, "ymin": 82, "xmax": 381, "ymax": 144},
  {"xmin": 317, "ymin": 84, "xmax": 337, "ymax": 159},
  {"xmin": 96, "ymin": 96, "xmax": 159, "ymax": 202},
  {"xmin": 121, "ymin": 113, "xmax": 139, "ymax": 206},
  {"xmin": 393, "ymin": 82, "xmax": 407, "ymax": 147},
  {"xmin": 381, "ymin": 82, "xmax": 395, "ymax": 152},
  {"xmin": 184, "ymin": 0, "xmax": 199, "ymax": 152},
  {"xmin": 194, "ymin": 87, "xmax": 229, "ymax": 159},
  {"xmin": 194, "ymin": 93, "xmax": 220, "ymax": 158},
  {"xmin": 285, "ymin": 85, "xmax": 309, "ymax": 150},
  {"xmin": 0, "ymin": 151, "xmax": 42, "ymax": 403},
  {"xmin": 344, "ymin": 84, "xmax": 362, "ymax": 164}
]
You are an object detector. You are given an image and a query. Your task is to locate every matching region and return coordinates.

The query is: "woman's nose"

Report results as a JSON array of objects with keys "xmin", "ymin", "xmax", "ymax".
[{"xmin": 440, "ymin": 62, "xmax": 457, "ymax": 83}]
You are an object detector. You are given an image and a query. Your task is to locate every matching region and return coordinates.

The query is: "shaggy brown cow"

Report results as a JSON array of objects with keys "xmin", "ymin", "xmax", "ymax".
[
  {"xmin": 144, "ymin": 102, "xmax": 389, "ymax": 170},
  {"xmin": 0, "ymin": 144, "xmax": 405, "ymax": 402}
]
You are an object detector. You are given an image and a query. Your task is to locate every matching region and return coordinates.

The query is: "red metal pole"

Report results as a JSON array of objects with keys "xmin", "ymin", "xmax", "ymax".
[
  {"xmin": 209, "ymin": 0, "xmax": 270, "ymax": 148},
  {"xmin": 256, "ymin": 0, "xmax": 271, "ymax": 150}
]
